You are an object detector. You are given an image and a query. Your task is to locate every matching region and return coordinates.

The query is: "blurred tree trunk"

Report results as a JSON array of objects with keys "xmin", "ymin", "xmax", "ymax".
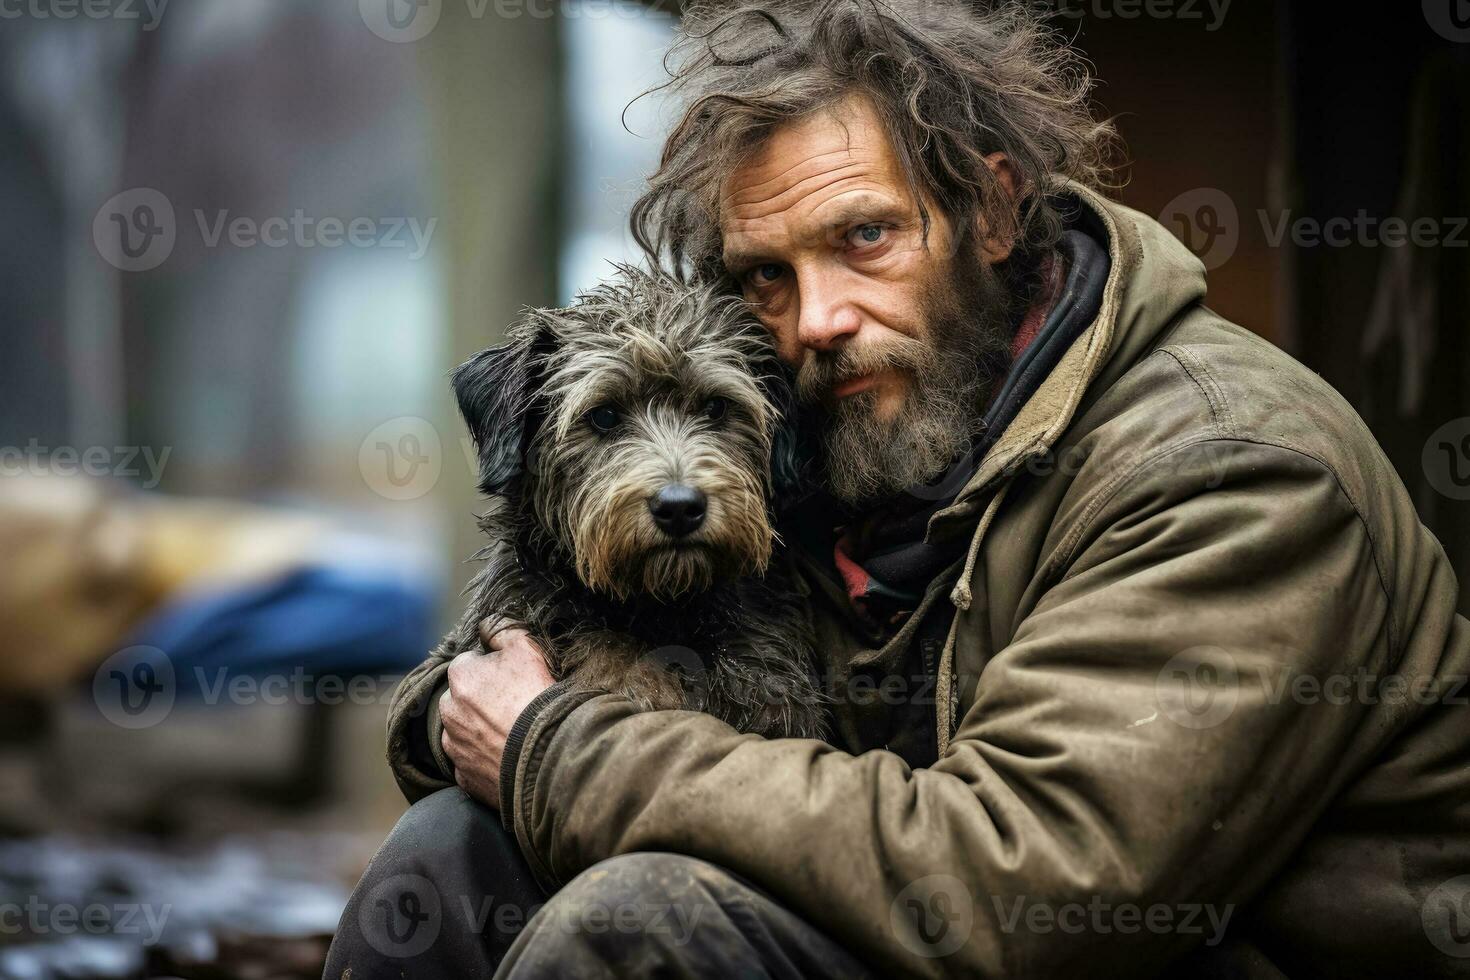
[{"xmin": 418, "ymin": 10, "xmax": 563, "ymax": 618}]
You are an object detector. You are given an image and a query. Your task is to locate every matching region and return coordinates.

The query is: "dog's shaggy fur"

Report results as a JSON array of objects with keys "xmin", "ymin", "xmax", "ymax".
[{"xmin": 437, "ymin": 266, "xmax": 827, "ymax": 740}]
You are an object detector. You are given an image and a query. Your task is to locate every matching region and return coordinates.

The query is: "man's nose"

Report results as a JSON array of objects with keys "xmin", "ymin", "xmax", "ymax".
[{"xmin": 795, "ymin": 273, "xmax": 862, "ymax": 352}]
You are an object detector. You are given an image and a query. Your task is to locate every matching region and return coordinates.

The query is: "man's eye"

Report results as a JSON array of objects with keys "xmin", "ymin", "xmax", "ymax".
[
  {"xmin": 586, "ymin": 405, "xmax": 621, "ymax": 433},
  {"xmin": 748, "ymin": 263, "xmax": 784, "ymax": 286},
  {"xmin": 702, "ymin": 397, "xmax": 729, "ymax": 423},
  {"xmin": 849, "ymin": 223, "xmax": 885, "ymax": 247}
]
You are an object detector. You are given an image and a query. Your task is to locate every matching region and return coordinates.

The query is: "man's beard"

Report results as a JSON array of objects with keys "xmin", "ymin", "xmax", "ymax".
[{"xmin": 797, "ymin": 243, "xmax": 1018, "ymax": 508}]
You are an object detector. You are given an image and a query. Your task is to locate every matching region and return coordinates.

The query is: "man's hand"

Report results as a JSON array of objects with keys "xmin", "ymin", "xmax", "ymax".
[{"xmin": 439, "ymin": 620, "xmax": 555, "ymax": 809}]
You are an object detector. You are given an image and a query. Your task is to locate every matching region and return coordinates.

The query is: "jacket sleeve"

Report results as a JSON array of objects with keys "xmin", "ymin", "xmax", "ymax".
[
  {"xmin": 503, "ymin": 440, "xmax": 1394, "ymax": 976},
  {"xmin": 385, "ymin": 645, "xmax": 456, "ymax": 802}
]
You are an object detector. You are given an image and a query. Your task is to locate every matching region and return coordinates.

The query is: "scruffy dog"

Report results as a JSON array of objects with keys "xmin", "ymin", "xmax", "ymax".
[{"xmin": 439, "ymin": 266, "xmax": 827, "ymax": 739}]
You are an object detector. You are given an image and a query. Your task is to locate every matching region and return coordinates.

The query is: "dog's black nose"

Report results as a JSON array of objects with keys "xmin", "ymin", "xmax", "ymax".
[{"xmin": 649, "ymin": 484, "xmax": 707, "ymax": 538}]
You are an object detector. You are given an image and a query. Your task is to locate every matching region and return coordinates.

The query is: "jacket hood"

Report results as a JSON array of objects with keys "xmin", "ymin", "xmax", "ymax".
[
  {"xmin": 936, "ymin": 182, "xmax": 1210, "ymax": 524},
  {"xmin": 922, "ymin": 182, "xmax": 1209, "ymax": 611}
]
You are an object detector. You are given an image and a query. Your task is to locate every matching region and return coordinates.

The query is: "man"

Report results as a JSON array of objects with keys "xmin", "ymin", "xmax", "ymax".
[{"xmin": 327, "ymin": 2, "xmax": 1470, "ymax": 977}]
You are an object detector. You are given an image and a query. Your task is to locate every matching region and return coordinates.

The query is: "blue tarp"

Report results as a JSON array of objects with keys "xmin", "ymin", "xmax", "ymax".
[{"xmin": 120, "ymin": 564, "xmax": 434, "ymax": 701}]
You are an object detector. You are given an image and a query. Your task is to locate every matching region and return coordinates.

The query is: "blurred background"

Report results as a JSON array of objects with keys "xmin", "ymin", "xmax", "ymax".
[{"xmin": 0, "ymin": 1, "xmax": 1466, "ymax": 977}]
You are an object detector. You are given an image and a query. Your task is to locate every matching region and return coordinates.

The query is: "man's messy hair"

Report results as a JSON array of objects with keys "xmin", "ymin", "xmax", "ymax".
[{"xmin": 630, "ymin": 0, "xmax": 1123, "ymax": 283}]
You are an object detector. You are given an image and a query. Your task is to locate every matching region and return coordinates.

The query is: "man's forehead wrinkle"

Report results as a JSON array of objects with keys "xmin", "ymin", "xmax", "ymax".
[
  {"xmin": 723, "ymin": 147, "xmax": 862, "ymax": 208},
  {"xmin": 719, "ymin": 115, "xmax": 903, "ymax": 257},
  {"xmin": 725, "ymin": 165, "xmax": 883, "ymax": 226}
]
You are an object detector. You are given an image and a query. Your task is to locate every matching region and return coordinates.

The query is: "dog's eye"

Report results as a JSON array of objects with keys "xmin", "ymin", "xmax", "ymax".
[
  {"xmin": 702, "ymin": 397, "xmax": 729, "ymax": 423},
  {"xmin": 586, "ymin": 405, "xmax": 621, "ymax": 434}
]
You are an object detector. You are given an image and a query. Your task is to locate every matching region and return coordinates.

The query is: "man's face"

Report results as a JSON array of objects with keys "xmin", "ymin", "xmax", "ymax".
[{"xmin": 719, "ymin": 94, "xmax": 1017, "ymax": 506}]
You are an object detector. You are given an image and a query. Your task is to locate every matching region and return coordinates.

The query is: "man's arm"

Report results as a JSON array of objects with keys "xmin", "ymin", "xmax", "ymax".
[
  {"xmin": 494, "ymin": 441, "xmax": 1398, "ymax": 976},
  {"xmin": 385, "ymin": 647, "xmax": 457, "ymax": 802},
  {"xmin": 386, "ymin": 621, "xmax": 555, "ymax": 805}
]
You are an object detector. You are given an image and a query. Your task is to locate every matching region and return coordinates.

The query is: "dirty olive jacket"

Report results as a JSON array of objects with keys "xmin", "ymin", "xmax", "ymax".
[{"xmin": 386, "ymin": 184, "xmax": 1470, "ymax": 978}]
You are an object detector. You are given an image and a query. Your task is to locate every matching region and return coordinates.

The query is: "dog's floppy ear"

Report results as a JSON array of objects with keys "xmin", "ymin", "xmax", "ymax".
[
  {"xmin": 759, "ymin": 362, "xmax": 811, "ymax": 510},
  {"xmin": 452, "ymin": 316, "xmax": 549, "ymax": 496}
]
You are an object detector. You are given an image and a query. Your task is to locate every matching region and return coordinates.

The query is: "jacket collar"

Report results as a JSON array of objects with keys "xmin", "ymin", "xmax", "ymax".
[
  {"xmin": 930, "ymin": 182, "xmax": 1209, "ymax": 531},
  {"xmin": 928, "ymin": 182, "xmax": 1209, "ymax": 608}
]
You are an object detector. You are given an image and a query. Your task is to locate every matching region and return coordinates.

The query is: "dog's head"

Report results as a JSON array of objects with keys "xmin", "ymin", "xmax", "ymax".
[{"xmin": 453, "ymin": 265, "xmax": 800, "ymax": 601}]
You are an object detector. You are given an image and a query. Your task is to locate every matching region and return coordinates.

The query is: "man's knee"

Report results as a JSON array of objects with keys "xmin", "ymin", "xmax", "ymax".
[
  {"xmin": 348, "ymin": 787, "xmax": 530, "ymax": 919},
  {"xmin": 551, "ymin": 852, "xmax": 730, "ymax": 935},
  {"xmin": 499, "ymin": 853, "xmax": 777, "ymax": 977},
  {"xmin": 383, "ymin": 785, "xmax": 495, "ymax": 854},
  {"xmin": 325, "ymin": 789, "xmax": 543, "ymax": 979}
]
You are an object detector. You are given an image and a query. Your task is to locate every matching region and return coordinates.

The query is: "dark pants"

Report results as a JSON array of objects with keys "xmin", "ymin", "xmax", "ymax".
[{"xmin": 324, "ymin": 788, "xmax": 872, "ymax": 979}]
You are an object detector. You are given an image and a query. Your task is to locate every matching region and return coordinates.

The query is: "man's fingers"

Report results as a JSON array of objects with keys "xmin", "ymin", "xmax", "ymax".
[
  {"xmin": 446, "ymin": 650, "xmax": 482, "ymax": 695},
  {"xmin": 438, "ymin": 685, "xmax": 474, "ymax": 741}
]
